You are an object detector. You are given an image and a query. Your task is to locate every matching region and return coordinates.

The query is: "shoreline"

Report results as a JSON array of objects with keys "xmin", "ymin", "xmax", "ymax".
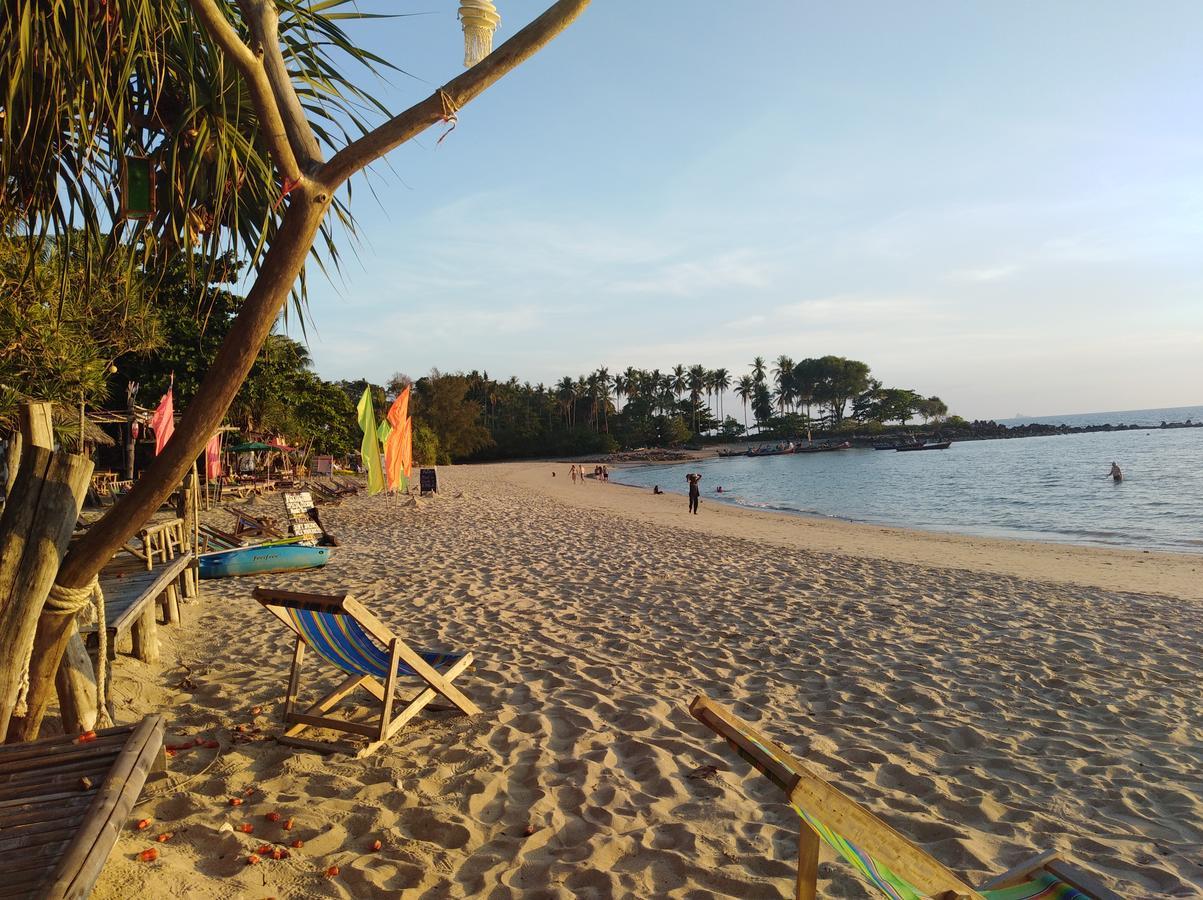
[
  {"xmin": 504, "ymin": 462, "xmax": 1203, "ymax": 600},
  {"xmin": 604, "ymin": 465, "xmax": 1203, "ymax": 559}
]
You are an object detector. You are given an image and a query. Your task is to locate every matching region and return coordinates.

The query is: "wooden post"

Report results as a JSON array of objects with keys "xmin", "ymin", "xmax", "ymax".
[
  {"xmin": 0, "ymin": 441, "xmax": 93, "ymax": 739},
  {"xmin": 2, "ymin": 431, "xmax": 21, "ymax": 499},
  {"xmin": 130, "ymin": 603, "xmax": 159, "ymax": 663},
  {"xmin": 796, "ymin": 824, "xmax": 820, "ymax": 900},
  {"xmin": 19, "ymin": 402, "xmax": 54, "ymax": 449},
  {"xmin": 176, "ymin": 466, "xmax": 199, "ymax": 600},
  {"xmin": 55, "ymin": 631, "xmax": 99, "ymax": 733}
]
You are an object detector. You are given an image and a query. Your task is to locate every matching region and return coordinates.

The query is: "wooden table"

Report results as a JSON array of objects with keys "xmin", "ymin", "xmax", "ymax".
[{"xmin": 82, "ymin": 553, "xmax": 194, "ymax": 667}]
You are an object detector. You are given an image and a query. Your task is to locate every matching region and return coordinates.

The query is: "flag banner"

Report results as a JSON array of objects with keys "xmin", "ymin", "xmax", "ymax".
[
  {"xmin": 384, "ymin": 386, "xmax": 411, "ymax": 491},
  {"xmin": 149, "ymin": 388, "xmax": 175, "ymax": 456},
  {"xmin": 400, "ymin": 416, "xmax": 414, "ymax": 480},
  {"xmin": 205, "ymin": 432, "xmax": 223, "ymax": 479},
  {"xmin": 357, "ymin": 388, "xmax": 385, "ymax": 495}
]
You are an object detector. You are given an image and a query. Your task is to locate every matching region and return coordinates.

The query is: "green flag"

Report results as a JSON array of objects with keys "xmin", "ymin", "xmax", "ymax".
[
  {"xmin": 357, "ymin": 388, "xmax": 385, "ymax": 495},
  {"xmin": 377, "ymin": 420, "xmax": 392, "ymax": 443}
]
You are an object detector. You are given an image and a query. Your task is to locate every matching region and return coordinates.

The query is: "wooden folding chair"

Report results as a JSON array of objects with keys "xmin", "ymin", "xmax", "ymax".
[
  {"xmin": 689, "ymin": 695, "xmax": 1122, "ymax": 900},
  {"xmin": 225, "ymin": 506, "xmax": 283, "ymax": 539},
  {"xmin": 253, "ymin": 588, "xmax": 480, "ymax": 757}
]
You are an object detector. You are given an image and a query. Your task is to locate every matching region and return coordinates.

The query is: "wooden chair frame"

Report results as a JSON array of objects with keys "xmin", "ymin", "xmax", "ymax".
[
  {"xmin": 254, "ymin": 588, "xmax": 480, "ymax": 757},
  {"xmin": 688, "ymin": 695, "xmax": 1121, "ymax": 900},
  {"xmin": 226, "ymin": 507, "xmax": 283, "ymax": 539}
]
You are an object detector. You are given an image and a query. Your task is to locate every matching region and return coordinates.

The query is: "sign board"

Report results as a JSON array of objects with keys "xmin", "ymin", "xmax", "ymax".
[
  {"xmin": 121, "ymin": 156, "xmax": 154, "ymax": 220},
  {"xmin": 313, "ymin": 455, "xmax": 334, "ymax": 476},
  {"xmin": 419, "ymin": 468, "xmax": 437, "ymax": 494}
]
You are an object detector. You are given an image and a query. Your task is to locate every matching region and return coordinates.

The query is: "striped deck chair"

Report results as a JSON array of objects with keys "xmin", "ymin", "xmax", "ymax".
[
  {"xmin": 688, "ymin": 696, "xmax": 1122, "ymax": 900},
  {"xmin": 254, "ymin": 588, "xmax": 480, "ymax": 757}
]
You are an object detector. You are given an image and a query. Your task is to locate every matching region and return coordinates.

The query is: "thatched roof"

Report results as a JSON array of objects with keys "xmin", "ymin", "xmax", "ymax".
[{"xmin": 51, "ymin": 406, "xmax": 117, "ymax": 448}]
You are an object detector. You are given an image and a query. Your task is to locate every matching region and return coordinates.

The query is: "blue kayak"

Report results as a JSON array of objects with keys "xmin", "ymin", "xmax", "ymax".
[{"xmin": 198, "ymin": 544, "xmax": 333, "ymax": 579}]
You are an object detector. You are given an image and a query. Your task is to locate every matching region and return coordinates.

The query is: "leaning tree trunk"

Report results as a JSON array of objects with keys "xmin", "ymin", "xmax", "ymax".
[{"xmin": 9, "ymin": 0, "xmax": 592, "ymax": 742}]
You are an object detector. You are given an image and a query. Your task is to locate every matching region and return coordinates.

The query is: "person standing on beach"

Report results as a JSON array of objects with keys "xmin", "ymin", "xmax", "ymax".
[
  {"xmin": 686, "ymin": 472, "xmax": 702, "ymax": 514},
  {"xmin": 570, "ymin": 464, "xmax": 577, "ymax": 484}
]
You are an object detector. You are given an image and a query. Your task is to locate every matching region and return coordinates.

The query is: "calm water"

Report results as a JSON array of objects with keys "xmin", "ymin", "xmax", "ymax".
[{"xmin": 615, "ymin": 410, "xmax": 1203, "ymax": 553}]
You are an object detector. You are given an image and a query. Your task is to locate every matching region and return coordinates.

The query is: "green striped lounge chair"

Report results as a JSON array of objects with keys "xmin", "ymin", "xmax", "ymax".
[
  {"xmin": 688, "ymin": 695, "xmax": 1122, "ymax": 900},
  {"xmin": 253, "ymin": 588, "xmax": 479, "ymax": 757}
]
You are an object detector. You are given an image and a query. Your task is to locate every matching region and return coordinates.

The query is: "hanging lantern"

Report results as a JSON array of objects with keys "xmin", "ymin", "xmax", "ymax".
[{"xmin": 458, "ymin": 0, "xmax": 500, "ymax": 67}]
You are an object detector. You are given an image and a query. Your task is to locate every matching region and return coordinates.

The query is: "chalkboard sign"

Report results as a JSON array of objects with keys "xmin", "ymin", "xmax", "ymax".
[{"xmin": 419, "ymin": 468, "xmax": 438, "ymax": 494}]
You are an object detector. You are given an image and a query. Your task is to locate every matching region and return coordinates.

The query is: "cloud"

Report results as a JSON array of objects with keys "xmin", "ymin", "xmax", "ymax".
[
  {"xmin": 775, "ymin": 294, "xmax": 944, "ymax": 324},
  {"xmin": 946, "ymin": 264, "xmax": 1019, "ymax": 282},
  {"xmin": 609, "ymin": 249, "xmax": 775, "ymax": 297}
]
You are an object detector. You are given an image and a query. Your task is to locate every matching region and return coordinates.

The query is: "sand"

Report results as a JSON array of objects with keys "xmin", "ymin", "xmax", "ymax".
[{"xmin": 89, "ymin": 462, "xmax": 1203, "ymax": 898}]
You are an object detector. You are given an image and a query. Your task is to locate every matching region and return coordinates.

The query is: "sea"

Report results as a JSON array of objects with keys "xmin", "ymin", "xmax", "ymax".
[{"xmin": 613, "ymin": 405, "xmax": 1203, "ymax": 554}]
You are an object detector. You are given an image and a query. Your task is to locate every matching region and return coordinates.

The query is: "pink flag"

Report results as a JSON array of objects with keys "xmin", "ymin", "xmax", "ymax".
[
  {"xmin": 148, "ymin": 388, "xmax": 175, "ymax": 456},
  {"xmin": 205, "ymin": 432, "xmax": 223, "ymax": 479}
]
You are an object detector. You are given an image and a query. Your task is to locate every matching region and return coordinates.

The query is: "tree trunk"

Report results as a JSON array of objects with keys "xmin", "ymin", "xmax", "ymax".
[
  {"xmin": 0, "ymin": 445, "xmax": 93, "ymax": 738},
  {"xmin": 3, "ymin": 430, "xmax": 21, "ymax": 500},
  {"xmin": 55, "ymin": 632, "xmax": 99, "ymax": 733}
]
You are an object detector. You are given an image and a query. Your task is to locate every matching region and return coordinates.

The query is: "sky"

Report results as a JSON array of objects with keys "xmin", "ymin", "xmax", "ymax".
[{"xmin": 287, "ymin": 1, "xmax": 1203, "ymax": 421}]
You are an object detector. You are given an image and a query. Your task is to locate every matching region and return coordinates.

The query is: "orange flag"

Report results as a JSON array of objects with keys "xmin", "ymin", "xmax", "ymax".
[
  {"xmin": 383, "ymin": 387, "xmax": 410, "ymax": 491},
  {"xmin": 399, "ymin": 416, "xmax": 413, "ymax": 479}
]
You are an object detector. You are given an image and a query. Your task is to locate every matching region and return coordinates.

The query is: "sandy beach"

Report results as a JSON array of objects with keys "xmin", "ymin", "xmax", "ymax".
[{"xmin": 89, "ymin": 462, "xmax": 1203, "ymax": 898}]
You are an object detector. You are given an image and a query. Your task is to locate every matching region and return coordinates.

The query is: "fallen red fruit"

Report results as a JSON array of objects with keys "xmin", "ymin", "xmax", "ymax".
[
  {"xmin": 238, "ymin": 823, "xmax": 254, "ymax": 834},
  {"xmin": 76, "ymin": 730, "xmax": 97, "ymax": 744},
  {"xmin": 156, "ymin": 833, "xmax": 173, "ymax": 843},
  {"xmin": 138, "ymin": 848, "xmax": 159, "ymax": 862},
  {"xmin": 325, "ymin": 865, "xmax": 340, "ymax": 877},
  {"xmin": 290, "ymin": 839, "xmax": 303, "ymax": 848},
  {"xmin": 252, "ymin": 706, "xmax": 262, "ymax": 715},
  {"xmin": 136, "ymin": 818, "xmax": 151, "ymax": 830},
  {"xmin": 246, "ymin": 854, "xmax": 260, "ymax": 865},
  {"xmin": 370, "ymin": 839, "xmax": 382, "ymax": 852},
  {"xmin": 229, "ymin": 798, "xmax": 243, "ymax": 806},
  {"xmin": 265, "ymin": 812, "xmax": 281, "ymax": 822},
  {"xmin": 256, "ymin": 844, "xmax": 272, "ymax": 855},
  {"xmin": 282, "ymin": 818, "xmax": 294, "ymax": 831}
]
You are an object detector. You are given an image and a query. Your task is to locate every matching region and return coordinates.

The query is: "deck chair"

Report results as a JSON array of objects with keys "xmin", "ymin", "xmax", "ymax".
[
  {"xmin": 226, "ymin": 506, "xmax": 283, "ymax": 539},
  {"xmin": 688, "ymin": 695, "xmax": 1122, "ymax": 900},
  {"xmin": 198, "ymin": 522, "xmax": 247, "ymax": 553},
  {"xmin": 253, "ymin": 588, "xmax": 480, "ymax": 757}
]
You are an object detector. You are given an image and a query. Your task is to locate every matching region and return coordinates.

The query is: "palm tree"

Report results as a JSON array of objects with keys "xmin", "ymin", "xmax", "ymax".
[
  {"xmin": 612, "ymin": 373, "xmax": 627, "ymax": 413},
  {"xmin": 555, "ymin": 376, "xmax": 576, "ymax": 428},
  {"xmin": 773, "ymin": 355, "xmax": 795, "ymax": 416},
  {"xmin": 713, "ymin": 367, "xmax": 731, "ymax": 420},
  {"xmin": 735, "ymin": 375, "xmax": 754, "ymax": 433},
  {"xmin": 595, "ymin": 367, "xmax": 611, "ymax": 432},
  {"xmin": 687, "ymin": 364, "xmax": 706, "ymax": 433},
  {"xmin": 671, "ymin": 364, "xmax": 686, "ymax": 401},
  {"xmin": 751, "ymin": 356, "xmax": 767, "ymax": 384}
]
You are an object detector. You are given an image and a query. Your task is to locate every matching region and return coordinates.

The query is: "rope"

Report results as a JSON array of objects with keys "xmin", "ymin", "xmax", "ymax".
[
  {"xmin": 436, "ymin": 90, "xmax": 459, "ymax": 145},
  {"xmin": 33, "ymin": 578, "xmax": 112, "ymax": 728}
]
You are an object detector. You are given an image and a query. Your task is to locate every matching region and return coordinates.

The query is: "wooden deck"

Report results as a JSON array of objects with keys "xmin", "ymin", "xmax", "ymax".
[{"xmin": 0, "ymin": 716, "xmax": 165, "ymax": 899}]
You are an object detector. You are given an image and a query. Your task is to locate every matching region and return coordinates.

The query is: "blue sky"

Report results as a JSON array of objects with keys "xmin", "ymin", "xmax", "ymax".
[{"xmin": 290, "ymin": 1, "xmax": 1203, "ymax": 420}]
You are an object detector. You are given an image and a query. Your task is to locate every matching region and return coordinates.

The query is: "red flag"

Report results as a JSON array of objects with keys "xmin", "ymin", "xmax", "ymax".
[
  {"xmin": 383, "ymin": 387, "xmax": 410, "ymax": 491},
  {"xmin": 205, "ymin": 432, "xmax": 223, "ymax": 479},
  {"xmin": 400, "ymin": 416, "xmax": 413, "ymax": 479},
  {"xmin": 148, "ymin": 389, "xmax": 174, "ymax": 455}
]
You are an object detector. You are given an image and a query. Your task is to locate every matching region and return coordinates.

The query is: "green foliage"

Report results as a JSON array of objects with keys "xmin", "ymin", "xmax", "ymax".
[
  {"xmin": 411, "ymin": 422, "xmax": 440, "ymax": 467},
  {"xmin": 0, "ymin": 233, "xmax": 161, "ymax": 428},
  {"xmin": 0, "ymin": 0, "xmax": 393, "ymax": 317},
  {"xmin": 412, "ymin": 372, "xmax": 492, "ymax": 462}
]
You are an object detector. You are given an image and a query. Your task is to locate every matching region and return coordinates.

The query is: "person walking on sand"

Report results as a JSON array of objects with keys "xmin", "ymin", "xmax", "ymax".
[
  {"xmin": 570, "ymin": 464, "xmax": 577, "ymax": 484},
  {"xmin": 686, "ymin": 472, "xmax": 702, "ymax": 514},
  {"xmin": 1107, "ymin": 461, "xmax": 1123, "ymax": 482}
]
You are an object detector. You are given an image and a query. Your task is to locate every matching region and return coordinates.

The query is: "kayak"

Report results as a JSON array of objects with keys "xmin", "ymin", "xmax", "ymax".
[{"xmin": 198, "ymin": 544, "xmax": 333, "ymax": 579}]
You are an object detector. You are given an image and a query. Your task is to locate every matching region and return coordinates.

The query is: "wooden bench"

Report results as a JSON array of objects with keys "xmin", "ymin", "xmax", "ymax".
[
  {"xmin": 0, "ymin": 715, "xmax": 165, "ymax": 899},
  {"xmin": 82, "ymin": 554, "xmax": 193, "ymax": 668}
]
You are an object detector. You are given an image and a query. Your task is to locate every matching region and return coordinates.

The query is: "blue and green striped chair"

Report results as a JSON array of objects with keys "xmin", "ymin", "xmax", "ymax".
[
  {"xmin": 689, "ymin": 695, "xmax": 1122, "ymax": 900},
  {"xmin": 254, "ymin": 588, "xmax": 479, "ymax": 757}
]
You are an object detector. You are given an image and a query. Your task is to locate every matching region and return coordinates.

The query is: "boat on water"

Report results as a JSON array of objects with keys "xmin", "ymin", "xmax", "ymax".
[
  {"xmin": 747, "ymin": 442, "xmax": 795, "ymax": 457},
  {"xmin": 895, "ymin": 440, "xmax": 952, "ymax": 452},
  {"xmin": 199, "ymin": 543, "xmax": 333, "ymax": 579},
  {"xmin": 716, "ymin": 448, "xmax": 745, "ymax": 458},
  {"xmin": 794, "ymin": 441, "xmax": 851, "ymax": 454}
]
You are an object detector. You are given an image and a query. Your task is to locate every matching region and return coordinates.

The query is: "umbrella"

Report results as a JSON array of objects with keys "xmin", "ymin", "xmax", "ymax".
[{"xmin": 229, "ymin": 441, "xmax": 275, "ymax": 452}]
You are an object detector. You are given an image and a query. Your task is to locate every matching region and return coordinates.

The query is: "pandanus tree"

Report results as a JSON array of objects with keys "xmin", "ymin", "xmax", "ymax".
[{"xmin": 0, "ymin": 0, "xmax": 592, "ymax": 739}]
